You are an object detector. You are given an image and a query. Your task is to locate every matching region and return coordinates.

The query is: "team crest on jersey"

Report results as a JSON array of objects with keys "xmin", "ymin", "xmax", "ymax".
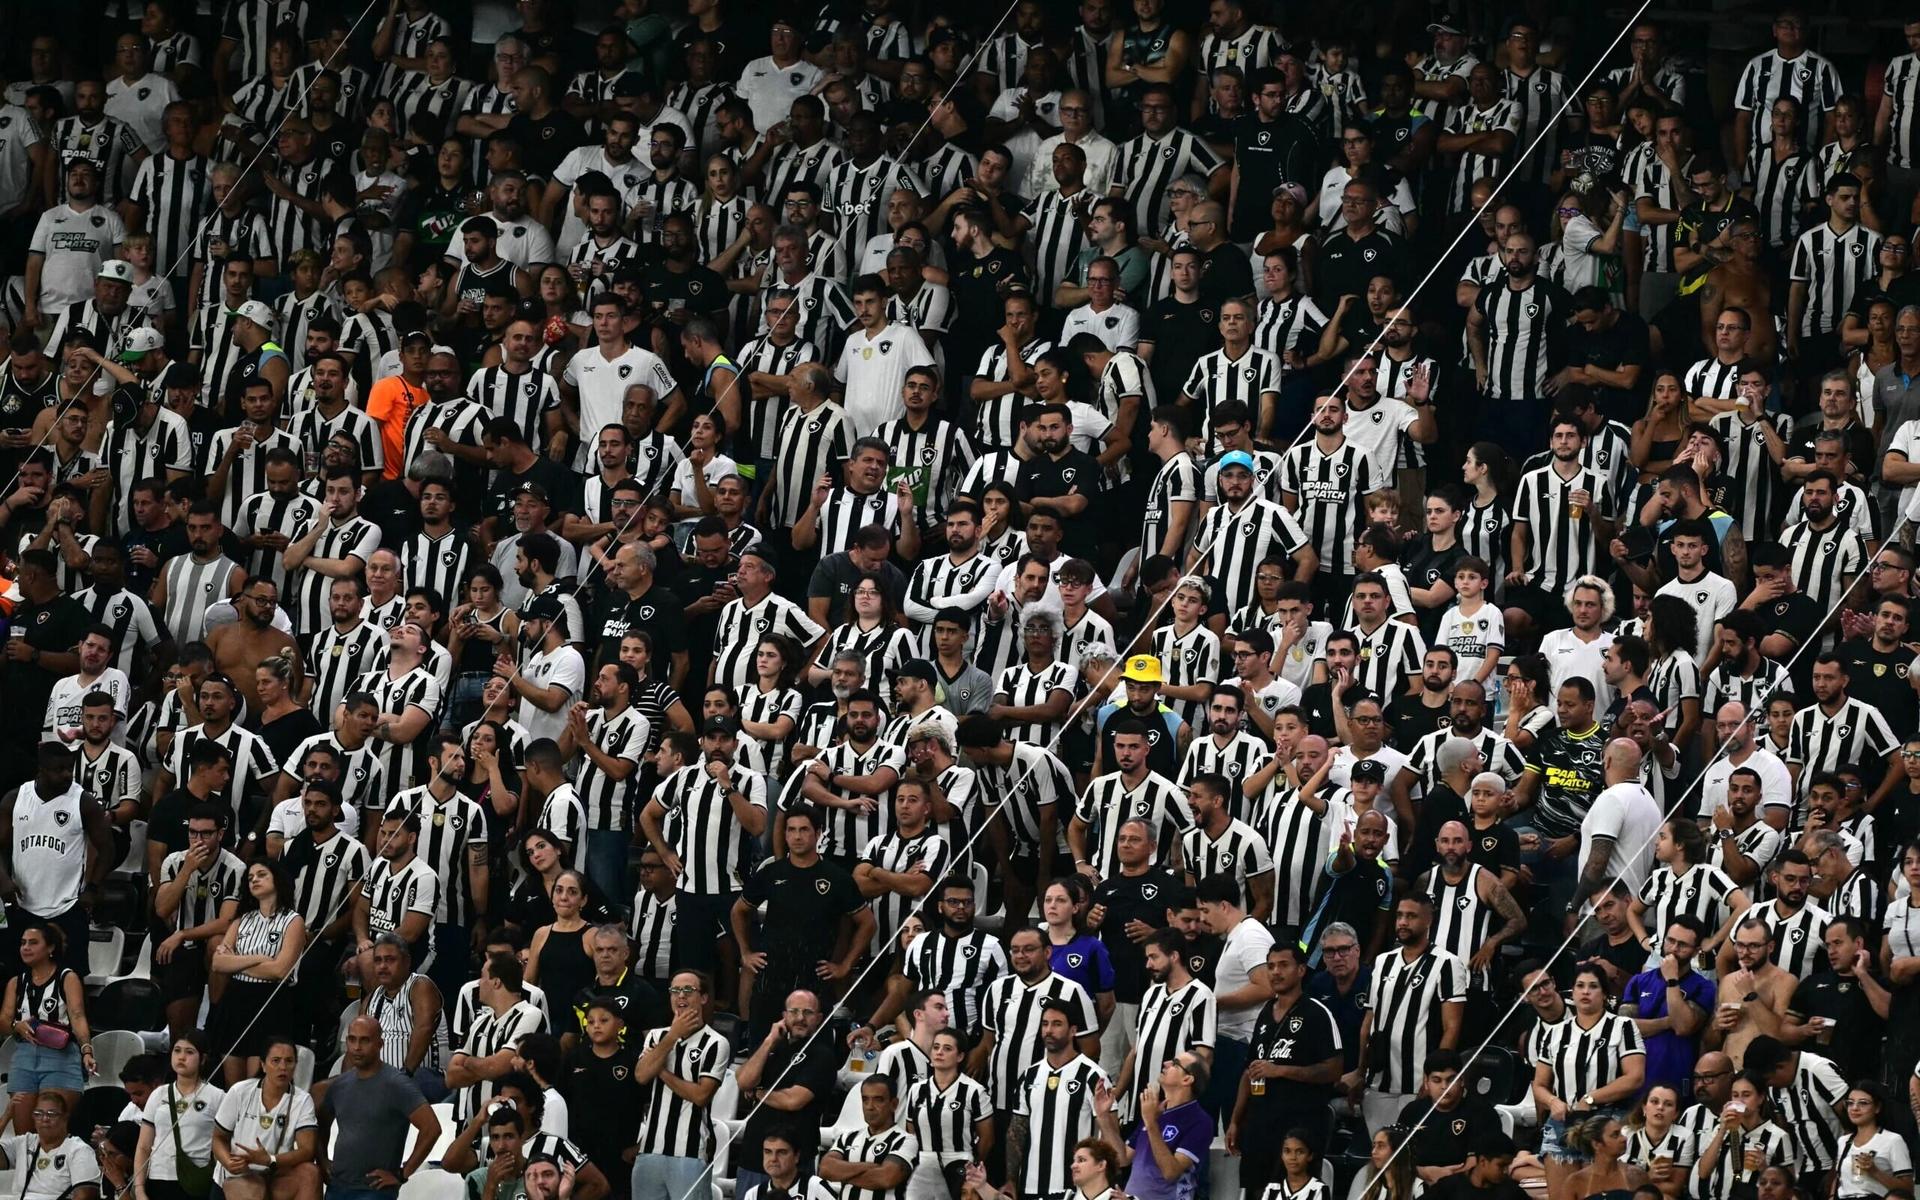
[
  {"xmin": 1140, "ymin": 883, "xmax": 1159, "ymax": 900},
  {"xmin": 1258, "ymin": 131, "xmax": 1271, "ymax": 145},
  {"xmin": 54, "ymin": 810, "xmax": 69, "ymax": 826},
  {"xmin": 814, "ymin": 878, "xmax": 831, "ymax": 894},
  {"xmin": 618, "ymin": 364, "xmax": 633, "ymax": 379},
  {"xmin": 1067, "ymin": 952, "xmax": 1084, "ymax": 968}
]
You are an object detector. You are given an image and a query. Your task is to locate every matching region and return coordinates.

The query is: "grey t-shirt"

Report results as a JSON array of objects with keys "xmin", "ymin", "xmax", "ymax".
[{"xmin": 320, "ymin": 1065, "xmax": 428, "ymax": 1193}]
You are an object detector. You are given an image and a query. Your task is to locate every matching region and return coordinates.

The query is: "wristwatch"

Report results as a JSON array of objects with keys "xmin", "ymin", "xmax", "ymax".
[{"xmin": 1581, "ymin": 1093, "xmax": 1596, "ymax": 1107}]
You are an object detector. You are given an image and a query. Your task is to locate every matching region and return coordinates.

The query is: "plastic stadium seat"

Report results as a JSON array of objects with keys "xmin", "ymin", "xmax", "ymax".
[
  {"xmin": 91, "ymin": 980, "xmax": 164, "ymax": 1034},
  {"xmin": 85, "ymin": 927, "xmax": 125, "ymax": 990},
  {"xmin": 112, "ymin": 821, "xmax": 147, "ymax": 878},
  {"xmin": 87, "ymin": 1031, "xmax": 146, "ymax": 1087},
  {"xmin": 398, "ymin": 1169, "xmax": 465, "ymax": 1200}
]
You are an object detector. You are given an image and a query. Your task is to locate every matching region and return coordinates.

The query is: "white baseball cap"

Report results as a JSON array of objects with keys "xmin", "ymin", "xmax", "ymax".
[
  {"xmin": 235, "ymin": 300, "xmax": 277, "ymax": 332},
  {"xmin": 97, "ymin": 259, "xmax": 135, "ymax": 285},
  {"xmin": 117, "ymin": 327, "xmax": 165, "ymax": 363}
]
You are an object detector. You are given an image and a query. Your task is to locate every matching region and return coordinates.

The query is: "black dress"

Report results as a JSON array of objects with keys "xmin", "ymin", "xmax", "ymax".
[{"xmin": 534, "ymin": 922, "xmax": 594, "ymax": 1038}]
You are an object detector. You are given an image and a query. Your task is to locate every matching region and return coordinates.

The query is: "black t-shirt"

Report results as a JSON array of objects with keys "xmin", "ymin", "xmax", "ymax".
[
  {"xmin": 640, "ymin": 263, "xmax": 731, "ymax": 317},
  {"xmin": 1404, "ymin": 782, "xmax": 1467, "ymax": 881},
  {"xmin": 674, "ymin": 556, "xmax": 737, "ymax": 664},
  {"xmin": 1399, "ymin": 1095, "xmax": 1502, "ymax": 1168},
  {"xmin": 571, "ymin": 969, "xmax": 668, "ymax": 1041},
  {"xmin": 674, "ymin": 18, "xmax": 762, "ymax": 79},
  {"xmin": 1179, "ymin": 932, "xmax": 1223, "ymax": 988},
  {"xmin": 1018, "ymin": 450, "xmax": 1104, "ymax": 557},
  {"xmin": 1140, "ymin": 295, "xmax": 1220, "ymax": 402},
  {"xmin": 1299, "ymin": 682, "xmax": 1339, "ymax": 742},
  {"xmin": 1788, "ymin": 970, "xmax": 1888, "ymax": 1081},
  {"xmin": 740, "ymin": 854, "xmax": 863, "ymax": 971},
  {"xmin": 1386, "ymin": 694, "xmax": 1451, "ymax": 751},
  {"xmin": 506, "ymin": 109, "xmax": 588, "ymax": 179},
  {"xmin": 738, "ymin": 1030, "xmax": 838, "ymax": 1165},
  {"xmin": 1431, "ymin": 1171, "xmax": 1528, "ymax": 1200},
  {"xmin": 1247, "ymin": 994, "xmax": 1344, "ymax": 1111},
  {"xmin": 1316, "ymin": 229, "xmax": 1409, "ymax": 307},
  {"xmin": 1092, "ymin": 866, "xmax": 1181, "ymax": 1002},
  {"xmin": 149, "ymin": 787, "xmax": 196, "ymax": 857},
  {"xmin": 1564, "ymin": 312, "xmax": 1652, "ymax": 416},
  {"xmin": 1837, "ymin": 637, "xmax": 1918, "ymax": 736},
  {"xmin": 1468, "ymin": 818, "xmax": 1520, "ymax": 876},
  {"xmin": 1197, "ymin": 242, "xmax": 1257, "ymax": 310},
  {"xmin": 592, "ymin": 584, "xmax": 688, "ymax": 668},
  {"xmin": 947, "ymin": 247, "xmax": 1029, "ymax": 343},
  {"xmin": 1590, "ymin": 932, "xmax": 1647, "ymax": 986},
  {"xmin": 487, "ymin": 457, "xmax": 574, "ymax": 528},
  {"xmin": 560, "ymin": 1042, "xmax": 639, "ymax": 1173},
  {"xmin": 9, "ymin": 596, "xmax": 92, "ymax": 730},
  {"xmin": 1787, "ymin": 423, "xmax": 1876, "ymax": 483},
  {"xmin": 1228, "ymin": 112, "xmax": 1320, "ymax": 238},
  {"xmin": 1400, "ymin": 534, "xmax": 1466, "ymax": 644}
]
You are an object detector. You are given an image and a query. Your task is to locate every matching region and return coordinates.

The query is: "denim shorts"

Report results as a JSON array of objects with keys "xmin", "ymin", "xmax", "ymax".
[
  {"xmin": 12, "ymin": 1039, "xmax": 86, "ymax": 1091},
  {"xmin": 1541, "ymin": 1105, "xmax": 1626, "ymax": 1164}
]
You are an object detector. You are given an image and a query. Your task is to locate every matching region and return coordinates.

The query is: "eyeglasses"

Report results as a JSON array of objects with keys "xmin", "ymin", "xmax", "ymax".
[
  {"xmin": 667, "ymin": 985, "xmax": 700, "ymax": 996},
  {"xmin": 1351, "ymin": 715, "xmax": 1382, "ymax": 724},
  {"xmin": 31, "ymin": 1111, "xmax": 59, "ymax": 1119},
  {"xmin": 1323, "ymin": 944, "xmax": 1358, "ymax": 955},
  {"xmin": 783, "ymin": 1007, "xmax": 819, "ymax": 1017}
]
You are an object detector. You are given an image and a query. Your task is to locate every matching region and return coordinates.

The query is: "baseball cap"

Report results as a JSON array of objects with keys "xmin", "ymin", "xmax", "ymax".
[
  {"xmin": 511, "ymin": 481, "xmax": 551, "ymax": 504},
  {"xmin": 702, "ymin": 715, "xmax": 740, "ymax": 736},
  {"xmin": 1426, "ymin": 20, "xmax": 1464, "ymax": 33},
  {"xmin": 523, "ymin": 594, "xmax": 566, "ymax": 624},
  {"xmin": 1121, "ymin": 654, "xmax": 1163, "ymax": 684},
  {"xmin": 118, "ymin": 327, "xmax": 164, "ymax": 363},
  {"xmin": 1351, "ymin": 759, "xmax": 1386, "ymax": 783},
  {"xmin": 399, "ymin": 329, "xmax": 434, "ymax": 349},
  {"xmin": 234, "ymin": 300, "xmax": 277, "ymax": 332},
  {"xmin": 892, "ymin": 661, "xmax": 937, "ymax": 686},
  {"xmin": 97, "ymin": 259, "xmax": 135, "ymax": 285},
  {"xmin": 1217, "ymin": 450, "xmax": 1256, "ymax": 474},
  {"xmin": 1270, "ymin": 182, "xmax": 1308, "ymax": 206}
]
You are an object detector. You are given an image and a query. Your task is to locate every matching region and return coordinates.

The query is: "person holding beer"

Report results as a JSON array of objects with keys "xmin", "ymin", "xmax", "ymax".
[{"xmin": 1228, "ymin": 943, "xmax": 1343, "ymax": 1193}]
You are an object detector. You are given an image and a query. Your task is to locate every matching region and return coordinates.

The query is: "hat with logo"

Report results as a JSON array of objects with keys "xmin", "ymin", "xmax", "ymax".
[
  {"xmin": 523, "ymin": 594, "xmax": 567, "ymax": 627},
  {"xmin": 511, "ymin": 481, "xmax": 551, "ymax": 504},
  {"xmin": 234, "ymin": 300, "xmax": 277, "ymax": 332},
  {"xmin": 1351, "ymin": 758, "xmax": 1386, "ymax": 783},
  {"xmin": 1426, "ymin": 20, "xmax": 1464, "ymax": 34},
  {"xmin": 702, "ymin": 715, "xmax": 740, "ymax": 736},
  {"xmin": 97, "ymin": 259, "xmax": 135, "ymax": 285},
  {"xmin": 117, "ymin": 327, "xmax": 164, "ymax": 363},
  {"xmin": 1217, "ymin": 450, "xmax": 1256, "ymax": 474},
  {"xmin": 1121, "ymin": 654, "xmax": 1164, "ymax": 683}
]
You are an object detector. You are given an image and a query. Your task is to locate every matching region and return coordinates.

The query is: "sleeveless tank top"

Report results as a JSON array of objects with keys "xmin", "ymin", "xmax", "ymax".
[
  {"xmin": 367, "ymin": 972, "xmax": 449, "ymax": 1072},
  {"xmin": 15, "ymin": 965, "xmax": 77, "ymax": 1030},
  {"xmin": 11, "ymin": 783, "xmax": 87, "ymax": 918}
]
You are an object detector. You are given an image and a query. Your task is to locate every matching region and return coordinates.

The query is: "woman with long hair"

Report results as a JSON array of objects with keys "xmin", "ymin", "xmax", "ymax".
[
  {"xmin": 1834, "ymin": 1081, "xmax": 1912, "ymax": 1199},
  {"xmin": 901, "ymin": 1026, "xmax": 992, "ymax": 1200},
  {"xmin": 1040, "ymin": 878, "xmax": 1115, "ymax": 1014},
  {"xmin": 506, "ymin": 831, "xmax": 616, "ymax": 930},
  {"xmin": 1630, "ymin": 370, "xmax": 1690, "ymax": 482},
  {"xmin": 977, "ymin": 481, "xmax": 1028, "ymax": 567},
  {"xmin": 695, "ymin": 154, "xmax": 752, "ymax": 261},
  {"xmin": 1644, "ymin": 594, "xmax": 1704, "ymax": 751},
  {"xmin": 1753, "ymin": 96, "xmax": 1816, "ymax": 252},
  {"xmin": 1263, "ymin": 1129, "xmax": 1330, "ymax": 1200},
  {"xmin": 208, "ymin": 1037, "xmax": 321, "ymax": 1200},
  {"xmin": 1502, "ymin": 653, "xmax": 1556, "ymax": 753},
  {"xmin": 739, "ymin": 634, "xmax": 804, "ymax": 783},
  {"xmin": 1694, "ymin": 1072, "xmax": 1792, "ymax": 1200},
  {"xmin": 207, "ymin": 860, "xmax": 308, "ymax": 1083},
  {"xmin": 1533, "ymin": 962, "xmax": 1647, "ymax": 1200},
  {"xmin": 1348, "ymin": 1124, "xmax": 1417, "ymax": 1200},
  {"xmin": 134, "ymin": 1032, "xmax": 227, "ymax": 1200},
  {"xmin": 1850, "ymin": 299, "xmax": 1899, "ymax": 422},
  {"xmin": 1630, "ymin": 822, "xmax": 1747, "ymax": 958},
  {"xmin": 4, "ymin": 925, "xmax": 94, "ymax": 1136},
  {"xmin": 813, "ymin": 575, "xmax": 916, "ymax": 697},
  {"xmin": 1565, "ymin": 1116, "xmax": 1645, "ymax": 1200},
  {"xmin": 669, "ymin": 411, "xmax": 738, "ymax": 519},
  {"xmin": 449, "ymin": 566, "xmax": 520, "ymax": 728},
  {"xmin": 1624, "ymin": 1084, "xmax": 1693, "ymax": 1198},
  {"xmin": 1460, "ymin": 442, "xmax": 1516, "ymax": 586},
  {"xmin": 247, "ymin": 652, "xmax": 320, "ymax": 765},
  {"xmin": 524, "ymin": 871, "xmax": 596, "ymax": 1039}
]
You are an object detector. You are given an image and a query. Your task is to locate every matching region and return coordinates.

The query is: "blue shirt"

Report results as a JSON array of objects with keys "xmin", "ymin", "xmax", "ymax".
[
  {"xmin": 1125, "ymin": 1099, "xmax": 1214, "ymax": 1200},
  {"xmin": 1049, "ymin": 933, "xmax": 1116, "ymax": 997},
  {"xmin": 1621, "ymin": 966, "xmax": 1715, "ymax": 1093}
]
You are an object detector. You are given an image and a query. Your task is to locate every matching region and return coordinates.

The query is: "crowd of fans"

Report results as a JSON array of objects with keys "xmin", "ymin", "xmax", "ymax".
[{"xmin": 9, "ymin": 2, "xmax": 1920, "ymax": 1200}]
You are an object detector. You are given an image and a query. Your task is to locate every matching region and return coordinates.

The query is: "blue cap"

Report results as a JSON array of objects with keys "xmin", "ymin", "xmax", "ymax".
[{"xmin": 1217, "ymin": 450, "xmax": 1256, "ymax": 473}]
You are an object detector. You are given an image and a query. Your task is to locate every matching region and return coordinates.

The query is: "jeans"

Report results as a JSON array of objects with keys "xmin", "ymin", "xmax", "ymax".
[
  {"xmin": 630, "ymin": 1152, "xmax": 708, "ymax": 1200},
  {"xmin": 586, "ymin": 828, "xmax": 632, "ymax": 900}
]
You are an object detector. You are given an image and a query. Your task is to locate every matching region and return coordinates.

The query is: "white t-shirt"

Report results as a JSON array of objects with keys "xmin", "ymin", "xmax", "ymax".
[
  {"xmin": 1060, "ymin": 302, "xmax": 1141, "ymax": 351},
  {"xmin": 563, "ymin": 345, "xmax": 679, "ymax": 472},
  {"xmin": 1835, "ymin": 1129, "xmax": 1911, "ymax": 1197},
  {"xmin": 1538, "ymin": 627, "xmax": 1615, "ymax": 717},
  {"xmin": 834, "ymin": 322, "xmax": 935, "ymax": 437},
  {"xmin": 1328, "ymin": 745, "xmax": 1411, "ymax": 794},
  {"xmin": 211, "ymin": 1080, "xmax": 318, "ymax": 1184},
  {"xmin": 141, "ymin": 1082, "xmax": 228, "ymax": 1181},
  {"xmin": 0, "ymin": 104, "xmax": 44, "ymax": 211},
  {"xmin": 1436, "ymin": 600, "xmax": 1505, "ymax": 682},
  {"xmin": 670, "ymin": 452, "xmax": 741, "ymax": 510},
  {"xmin": 735, "ymin": 56, "xmax": 825, "ymax": 131},
  {"xmin": 1341, "ymin": 398, "xmax": 1419, "ymax": 486},
  {"xmin": 1654, "ymin": 571, "xmax": 1737, "ymax": 663},
  {"xmin": 42, "ymin": 667, "xmax": 132, "ymax": 742},
  {"xmin": 30, "ymin": 203, "xmax": 129, "ymax": 312},
  {"xmin": 518, "ymin": 644, "xmax": 586, "ymax": 745},
  {"xmin": 104, "ymin": 73, "xmax": 179, "ymax": 152},
  {"xmin": 4, "ymin": 1134, "xmax": 99, "ymax": 1200},
  {"xmin": 1697, "ymin": 747, "xmax": 1793, "ymax": 821},
  {"xmin": 1579, "ymin": 781, "xmax": 1663, "ymax": 897},
  {"xmin": 268, "ymin": 794, "xmax": 361, "ymax": 843},
  {"xmin": 1213, "ymin": 916, "xmax": 1277, "ymax": 1039}
]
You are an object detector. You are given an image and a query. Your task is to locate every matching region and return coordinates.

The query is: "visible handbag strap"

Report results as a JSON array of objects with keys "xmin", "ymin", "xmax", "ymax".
[{"xmin": 167, "ymin": 1084, "xmax": 193, "ymax": 1173}]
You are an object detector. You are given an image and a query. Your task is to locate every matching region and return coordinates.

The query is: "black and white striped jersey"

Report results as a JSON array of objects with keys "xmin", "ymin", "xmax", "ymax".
[
  {"xmin": 1789, "ymin": 220, "xmax": 1880, "ymax": 337},
  {"xmin": 1011, "ymin": 1054, "xmax": 1108, "ymax": 1197},
  {"xmin": 466, "ymin": 365, "xmax": 560, "ymax": 456},
  {"xmin": 1179, "ymin": 819, "xmax": 1273, "ymax": 910},
  {"xmin": 1181, "ymin": 347, "xmax": 1281, "ymax": 454},
  {"xmin": 1140, "ymin": 451, "xmax": 1202, "ymax": 565},
  {"xmin": 1750, "ymin": 146, "xmax": 1814, "ymax": 249},
  {"xmin": 189, "ymin": 302, "xmax": 251, "ymax": 409},
  {"xmin": 1887, "ymin": 53, "xmax": 1920, "ymax": 170},
  {"xmin": 1150, "ymin": 622, "xmax": 1223, "ymax": 732},
  {"xmin": 628, "ymin": 889, "xmax": 676, "ymax": 982},
  {"xmin": 1364, "ymin": 946, "xmax": 1472, "ymax": 1094},
  {"xmin": 1442, "ymin": 99, "xmax": 1520, "ymax": 215},
  {"xmin": 759, "ymin": 141, "xmax": 847, "ymax": 223},
  {"xmin": 304, "ymin": 619, "xmax": 390, "ymax": 723},
  {"xmin": 734, "ymin": 335, "xmax": 819, "ymax": 460},
  {"xmin": 384, "ymin": 785, "xmax": 487, "ymax": 927},
  {"xmin": 902, "ymin": 1072, "xmax": 990, "ymax": 1156},
  {"xmin": 204, "ymin": 425, "xmax": 300, "ymax": 530},
  {"xmin": 858, "ymin": 825, "xmax": 951, "ymax": 955},
  {"xmin": 284, "ymin": 827, "xmax": 371, "ymax": 931},
  {"xmin": 875, "ymin": 414, "xmax": 975, "ymax": 530},
  {"xmin": 1192, "ymin": 496, "xmax": 1308, "ymax": 614},
  {"xmin": 1733, "ymin": 49, "xmax": 1844, "ymax": 172},
  {"xmin": 813, "ymin": 484, "xmax": 906, "ymax": 557},
  {"xmin": 904, "ymin": 549, "xmax": 999, "ymax": 637},
  {"xmin": 1630, "ymin": 148, "xmax": 1682, "ymax": 273},
  {"xmin": 904, "ymin": 927, "xmax": 1008, "ymax": 1033},
  {"xmin": 290, "ymin": 516, "xmax": 381, "ymax": 637},
  {"xmin": 994, "ymin": 660, "xmax": 1079, "ymax": 747},
  {"xmin": 1197, "ymin": 26, "xmax": 1286, "ymax": 78},
  {"xmin": 128, "ymin": 150, "xmax": 211, "ymax": 275},
  {"xmin": 1747, "ymin": 897, "xmax": 1830, "ymax": 978},
  {"xmin": 1786, "ymin": 695, "xmax": 1897, "ymax": 794},
  {"xmin": 823, "ymin": 1122, "xmax": 919, "ymax": 1200},
  {"xmin": 1475, "ymin": 277, "xmax": 1569, "ymax": 401},
  {"xmin": 288, "ymin": 401, "xmax": 385, "ymax": 478},
  {"xmin": 778, "ymin": 737, "xmax": 905, "ymax": 861},
  {"xmin": 633, "ymin": 1022, "xmax": 729, "ymax": 1157},
  {"xmin": 353, "ymin": 665, "xmax": 441, "ymax": 793},
  {"xmin": 1768, "ymin": 1050, "xmax": 1848, "ymax": 1171},
  {"xmin": 1708, "ymin": 408, "xmax": 1790, "ymax": 531},
  {"xmin": 825, "ymin": 155, "xmax": 924, "ymax": 265},
  {"xmin": 398, "ymin": 529, "xmax": 475, "ymax": 608},
  {"xmin": 1501, "ymin": 66, "xmax": 1566, "ymax": 184},
  {"xmin": 1279, "ymin": 438, "xmax": 1374, "ymax": 577},
  {"xmin": 768, "ymin": 402, "xmax": 855, "ymax": 534},
  {"xmin": 158, "ymin": 847, "xmax": 246, "ymax": 941},
  {"xmin": 1112, "ymin": 129, "xmax": 1225, "ymax": 234},
  {"xmin": 1693, "ymin": 1121, "xmax": 1792, "ymax": 1200},
  {"xmin": 979, "ymin": 971, "xmax": 1099, "ymax": 1109},
  {"xmin": 758, "ymin": 272, "xmax": 855, "ymax": 355},
  {"xmin": 1778, "ymin": 516, "xmax": 1868, "ymax": 613},
  {"xmin": 363, "ymin": 853, "xmax": 438, "ymax": 944},
  {"xmin": 978, "ymin": 742, "xmax": 1077, "ymax": 854},
  {"xmin": 451, "ymin": 998, "xmax": 545, "ymax": 1122},
  {"xmin": 73, "ymin": 586, "xmax": 167, "ymax": 679},
  {"xmin": 574, "ymin": 706, "xmax": 649, "ymax": 833},
  {"xmin": 1531, "ymin": 1009, "xmax": 1644, "ymax": 1103},
  {"xmin": 281, "ymin": 731, "xmax": 386, "ymax": 825},
  {"xmin": 712, "ymin": 593, "xmax": 825, "ymax": 689},
  {"xmin": 973, "ymin": 337, "xmax": 1054, "ymax": 451},
  {"xmin": 1686, "ymin": 357, "xmax": 1744, "ymax": 403},
  {"xmin": 1127, "ymin": 976, "xmax": 1216, "ymax": 1108},
  {"xmin": 1424, "ymin": 864, "xmax": 1501, "ymax": 988},
  {"xmin": 1178, "ymin": 731, "xmax": 1271, "ymax": 800},
  {"xmin": 1637, "ymin": 861, "xmax": 1740, "ymax": 955},
  {"xmin": 1407, "ymin": 728, "xmax": 1525, "ymax": 791},
  {"xmin": 1512, "ymin": 462, "xmax": 1611, "ymax": 593},
  {"xmin": 100, "ymin": 408, "xmax": 193, "ymax": 534},
  {"xmin": 1350, "ymin": 618, "xmax": 1427, "ymax": 700},
  {"xmin": 263, "ymin": 157, "xmax": 339, "ymax": 262},
  {"xmin": 167, "ymin": 722, "xmax": 279, "ymax": 824},
  {"xmin": 1026, "ymin": 188, "xmax": 1094, "ymax": 317},
  {"xmin": 1254, "ymin": 293, "xmax": 1329, "ymax": 362},
  {"xmin": 656, "ymin": 760, "xmax": 769, "ymax": 896},
  {"xmin": 1075, "ymin": 770, "xmax": 1191, "ymax": 879},
  {"xmin": 233, "ymin": 488, "xmax": 322, "ymax": 596}
]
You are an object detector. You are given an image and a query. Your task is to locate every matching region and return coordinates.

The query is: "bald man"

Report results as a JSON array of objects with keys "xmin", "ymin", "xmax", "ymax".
[
  {"xmin": 319, "ymin": 1017, "xmax": 443, "ymax": 1189},
  {"xmin": 1569, "ymin": 739, "xmax": 1665, "ymax": 931}
]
